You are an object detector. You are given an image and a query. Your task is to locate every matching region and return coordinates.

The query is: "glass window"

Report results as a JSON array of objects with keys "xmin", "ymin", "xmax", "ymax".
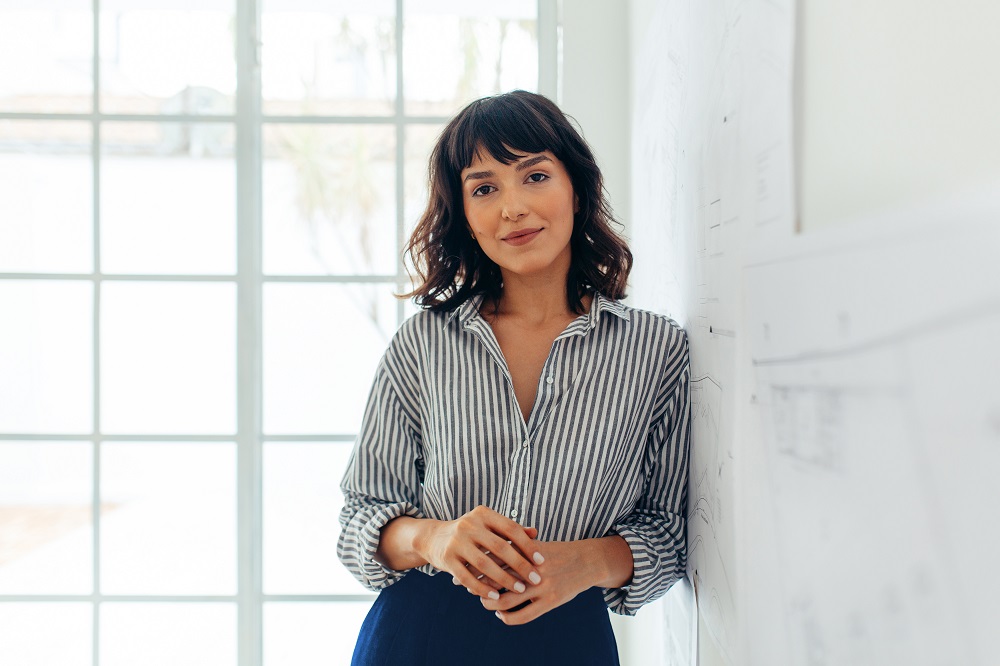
[
  {"xmin": 0, "ymin": 281, "xmax": 93, "ymax": 434},
  {"xmin": 0, "ymin": 442, "xmax": 93, "ymax": 595},
  {"xmin": 100, "ymin": 442, "xmax": 237, "ymax": 595},
  {"xmin": 0, "ymin": 121, "xmax": 92, "ymax": 273},
  {"xmin": 99, "ymin": 0, "xmax": 237, "ymax": 116},
  {"xmin": 100, "ymin": 603, "xmax": 237, "ymax": 666},
  {"xmin": 0, "ymin": 2, "xmax": 548, "ymax": 664},
  {"xmin": 100, "ymin": 122, "xmax": 236, "ymax": 275},
  {"xmin": 0, "ymin": 603, "xmax": 92, "ymax": 666}
]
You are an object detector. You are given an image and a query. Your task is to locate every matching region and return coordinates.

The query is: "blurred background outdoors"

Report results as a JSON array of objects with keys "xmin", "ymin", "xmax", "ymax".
[{"xmin": 0, "ymin": 0, "xmax": 542, "ymax": 664}]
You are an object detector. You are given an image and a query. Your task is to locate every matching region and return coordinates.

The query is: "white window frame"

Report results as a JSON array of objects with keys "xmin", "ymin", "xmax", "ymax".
[{"xmin": 0, "ymin": 1, "xmax": 557, "ymax": 664}]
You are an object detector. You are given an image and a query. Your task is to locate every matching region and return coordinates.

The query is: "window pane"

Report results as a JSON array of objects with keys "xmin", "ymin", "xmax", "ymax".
[
  {"xmin": 0, "ymin": 603, "xmax": 92, "ymax": 666},
  {"xmin": 0, "ymin": 5, "xmax": 92, "ymax": 114},
  {"xmin": 0, "ymin": 281, "xmax": 93, "ymax": 434},
  {"xmin": 403, "ymin": 0, "xmax": 537, "ymax": 116},
  {"xmin": 99, "ymin": 0, "xmax": 236, "ymax": 115},
  {"xmin": 262, "ymin": 0, "xmax": 396, "ymax": 116},
  {"xmin": 264, "ymin": 601, "xmax": 373, "ymax": 666},
  {"xmin": 100, "ymin": 442, "xmax": 236, "ymax": 595},
  {"xmin": 404, "ymin": 123, "xmax": 443, "ymax": 237},
  {"xmin": 264, "ymin": 442, "xmax": 368, "ymax": 594},
  {"xmin": 0, "ymin": 121, "xmax": 92, "ymax": 273},
  {"xmin": 401, "ymin": 288, "xmax": 421, "ymax": 321},
  {"xmin": 263, "ymin": 124, "xmax": 397, "ymax": 275},
  {"xmin": 101, "ymin": 122, "xmax": 236, "ymax": 275},
  {"xmin": 100, "ymin": 603, "xmax": 236, "ymax": 666},
  {"xmin": 101, "ymin": 282, "xmax": 236, "ymax": 435},
  {"xmin": 0, "ymin": 442, "xmax": 92, "ymax": 595},
  {"xmin": 263, "ymin": 283, "xmax": 396, "ymax": 435}
]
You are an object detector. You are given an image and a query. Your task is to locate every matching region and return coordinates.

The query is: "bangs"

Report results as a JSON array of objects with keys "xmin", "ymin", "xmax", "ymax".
[{"xmin": 444, "ymin": 92, "xmax": 567, "ymax": 173}]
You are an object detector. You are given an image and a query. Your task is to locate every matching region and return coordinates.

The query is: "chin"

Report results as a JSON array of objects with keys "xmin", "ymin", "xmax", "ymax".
[{"xmin": 502, "ymin": 259, "xmax": 564, "ymax": 279}]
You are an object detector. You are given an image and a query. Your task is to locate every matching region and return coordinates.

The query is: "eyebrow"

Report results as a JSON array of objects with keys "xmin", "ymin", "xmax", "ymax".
[
  {"xmin": 515, "ymin": 154, "xmax": 552, "ymax": 172},
  {"xmin": 462, "ymin": 154, "xmax": 553, "ymax": 182}
]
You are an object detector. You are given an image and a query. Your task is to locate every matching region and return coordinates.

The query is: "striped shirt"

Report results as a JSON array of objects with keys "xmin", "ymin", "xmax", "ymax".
[{"xmin": 337, "ymin": 292, "xmax": 691, "ymax": 615}]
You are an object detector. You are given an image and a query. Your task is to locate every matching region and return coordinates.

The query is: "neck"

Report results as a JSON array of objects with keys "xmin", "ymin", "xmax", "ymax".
[{"xmin": 487, "ymin": 272, "xmax": 592, "ymax": 325}]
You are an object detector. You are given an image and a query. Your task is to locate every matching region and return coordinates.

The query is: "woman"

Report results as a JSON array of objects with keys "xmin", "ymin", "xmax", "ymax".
[{"xmin": 338, "ymin": 90, "xmax": 690, "ymax": 665}]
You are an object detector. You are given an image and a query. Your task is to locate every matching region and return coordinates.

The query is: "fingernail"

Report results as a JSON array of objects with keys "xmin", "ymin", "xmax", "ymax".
[
  {"xmin": 495, "ymin": 611, "xmax": 503, "ymax": 621},
  {"xmin": 513, "ymin": 581, "xmax": 526, "ymax": 593},
  {"xmin": 488, "ymin": 591, "xmax": 499, "ymax": 600},
  {"xmin": 452, "ymin": 576, "xmax": 460, "ymax": 585},
  {"xmin": 533, "ymin": 552, "xmax": 545, "ymax": 564},
  {"xmin": 529, "ymin": 571, "xmax": 541, "ymax": 585}
]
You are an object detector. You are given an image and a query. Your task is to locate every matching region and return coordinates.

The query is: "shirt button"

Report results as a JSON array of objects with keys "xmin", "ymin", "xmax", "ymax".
[
  {"xmin": 522, "ymin": 439, "xmax": 530, "ymax": 448},
  {"xmin": 510, "ymin": 509, "xmax": 519, "ymax": 518},
  {"xmin": 545, "ymin": 375, "xmax": 554, "ymax": 385}
]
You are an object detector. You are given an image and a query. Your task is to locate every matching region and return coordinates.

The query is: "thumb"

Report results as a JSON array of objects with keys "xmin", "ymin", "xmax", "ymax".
[{"xmin": 524, "ymin": 526, "xmax": 538, "ymax": 539}]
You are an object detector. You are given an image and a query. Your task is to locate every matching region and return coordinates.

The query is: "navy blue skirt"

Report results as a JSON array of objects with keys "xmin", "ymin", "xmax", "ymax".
[{"xmin": 351, "ymin": 571, "xmax": 619, "ymax": 665}]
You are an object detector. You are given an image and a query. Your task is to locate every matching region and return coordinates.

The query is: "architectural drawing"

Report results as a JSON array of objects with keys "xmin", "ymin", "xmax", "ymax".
[{"xmin": 744, "ymin": 198, "xmax": 1000, "ymax": 665}]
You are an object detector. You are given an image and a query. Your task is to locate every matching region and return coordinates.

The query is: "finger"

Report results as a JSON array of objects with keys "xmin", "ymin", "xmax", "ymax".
[
  {"xmin": 482, "ymin": 534, "xmax": 542, "ymax": 590},
  {"xmin": 466, "ymin": 548, "xmax": 528, "ymax": 597},
  {"xmin": 474, "ymin": 538, "xmax": 533, "ymax": 593},
  {"xmin": 466, "ymin": 564, "xmax": 503, "ymax": 591},
  {"xmin": 503, "ymin": 531, "xmax": 538, "ymax": 562},
  {"xmin": 452, "ymin": 575, "xmax": 500, "ymax": 600},
  {"xmin": 476, "ymin": 554, "xmax": 527, "ymax": 591},
  {"xmin": 450, "ymin": 565, "xmax": 500, "ymax": 601},
  {"xmin": 495, "ymin": 597, "xmax": 547, "ymax": 626},
  {"xmin": 482, "ymin": 551, "xmax": 526, "ymax": 582},
  {"xmin": 480, "ymin": 589, "xmax": 531, "ymax": 612},
  {"xmin": 486, "ymin": 517, "xmax": 545, "ymax": 569},
  {"xmin": 456, "ymin": 549, "xmax": 516, "ymax": 598}
]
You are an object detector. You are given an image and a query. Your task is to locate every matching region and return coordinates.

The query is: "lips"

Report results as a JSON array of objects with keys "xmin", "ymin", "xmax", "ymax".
[{"xmin": 502, "ymin": 228, "xmax": 543, "ymax": 246}]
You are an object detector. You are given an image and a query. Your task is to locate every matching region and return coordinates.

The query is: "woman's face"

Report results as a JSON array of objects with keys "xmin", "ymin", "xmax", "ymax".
[{"xmin": 461, "ymin": 148, "xmax": 576, "ymax": 283}]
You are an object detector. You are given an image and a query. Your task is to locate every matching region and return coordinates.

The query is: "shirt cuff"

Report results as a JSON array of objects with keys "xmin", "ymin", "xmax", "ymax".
[
  {"xmin": 601, "ymin": 523, "xmax": 681, "ymax": 616},
  {"xmin": 353, "ymin": 501, "xmax": 425, "ymax": 590}
]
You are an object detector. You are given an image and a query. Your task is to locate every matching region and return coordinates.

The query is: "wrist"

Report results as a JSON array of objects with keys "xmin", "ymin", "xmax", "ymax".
[
  {"xmin": 590, "ymin": 535, "xmax": 633, "ymax": 589},
  {"xmin": 376, "ymin": 516, "xmax": 442, "ymax": 571},
  {"xmin": 410, "ymin": 518, "xmax": 443, "ymax": 562}
]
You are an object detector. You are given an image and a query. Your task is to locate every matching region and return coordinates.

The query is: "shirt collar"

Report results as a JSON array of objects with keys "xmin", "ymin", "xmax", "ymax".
[
  {"xmin": 444, "ymin": 292, "xmax": 629, "ymax": 330},
  {"xmin": 444, "ymin": 293, "xmax": 486, "ymax": 329},
  {"xmin": 587, "ymin": 292, "xmax": 630, "ymax": 328}
]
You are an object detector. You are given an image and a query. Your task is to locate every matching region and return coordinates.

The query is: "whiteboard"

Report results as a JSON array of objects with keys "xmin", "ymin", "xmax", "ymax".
[
  {"xmin": 629, "ymin": 0, "xmax": 797, "ymax": 662},
  {"xmin": 743, "ymin": 191, "xmax": 1000, "ymax": 664},
  {"xmin": 629, "ymin": 1, "xmax": 1000, "ymax": 664}
]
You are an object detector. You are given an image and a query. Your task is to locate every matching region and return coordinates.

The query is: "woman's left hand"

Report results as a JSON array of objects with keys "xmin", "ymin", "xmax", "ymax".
[{"xmin": 477, "ymin": 536, "xmax": 632, "ymax": 625}]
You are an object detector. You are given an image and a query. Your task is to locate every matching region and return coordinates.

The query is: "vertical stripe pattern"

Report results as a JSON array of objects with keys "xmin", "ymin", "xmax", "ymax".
[{"xmin": 337, "ymin": 293, "xmax": 691, "ymax": 616}]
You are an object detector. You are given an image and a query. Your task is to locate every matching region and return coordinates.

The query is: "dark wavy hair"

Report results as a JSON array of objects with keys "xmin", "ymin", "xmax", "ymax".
[{"xmin": 402, "ymin": 90, "xmax": 632, "ymax": 314}]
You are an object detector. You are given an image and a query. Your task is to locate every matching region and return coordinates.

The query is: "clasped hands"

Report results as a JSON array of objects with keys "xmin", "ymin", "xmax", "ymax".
[{"xmin": 418, "ymin": 505, "xmax": 597, "ymax": 625}]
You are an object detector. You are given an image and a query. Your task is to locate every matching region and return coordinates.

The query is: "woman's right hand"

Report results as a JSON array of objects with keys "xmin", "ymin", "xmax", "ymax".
[{"xmin": 416, "ymin": 505, "xmax": 544, "ymax": 600}]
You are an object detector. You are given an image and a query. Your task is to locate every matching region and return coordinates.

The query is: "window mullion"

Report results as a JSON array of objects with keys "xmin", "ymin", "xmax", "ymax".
[
  {"xmin": 91, "ymin": 1, "xmax": 102, "ymax": 665},
  {"xmin": 538, "ymin": 0, "xmax": 559, "ymax": 100},
  {"xmin": 235, "ymin": 0, "xmax": 264, "ymax": 664},
  {"xmin": 395, "ymin": 0, "xmax": 406, "ymax": 326}
]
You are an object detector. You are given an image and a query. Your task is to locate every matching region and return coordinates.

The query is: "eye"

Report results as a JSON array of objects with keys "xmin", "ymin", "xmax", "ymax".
[
  {"xmin": 526, "ymin": 172, "xmax": 549, "ymax": 184},
  {"xmin": 471, "ymin": 184, "xmax": 496, "ymax": 197}
]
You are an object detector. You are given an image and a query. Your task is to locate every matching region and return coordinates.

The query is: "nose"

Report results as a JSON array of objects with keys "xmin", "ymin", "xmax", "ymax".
[{"xmin": 500, "ymin": 191, "xmax": 528, "ymax": 221}]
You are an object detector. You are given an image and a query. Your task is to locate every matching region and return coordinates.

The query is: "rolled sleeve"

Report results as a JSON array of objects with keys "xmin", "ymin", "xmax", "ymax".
[
  {"xmin": 338, "ymin": 494, "xmax": 424, "ymax": 590},
  {"xmin": 604, "ymin": 331, "xmax": 691, "ymax": 615},
  {"xmin": 337, "ymin": 343, "xmax": 426, "ymax": 591}
]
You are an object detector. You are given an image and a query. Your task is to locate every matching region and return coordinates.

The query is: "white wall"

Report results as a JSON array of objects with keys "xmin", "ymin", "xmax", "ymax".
[
  {"xmin": 799, "ymin": 0, "xmax": 1000, "ymax": 230},
  {"xmin": 558, "ymin": 5, "xmax": 654, "ymax": 665},
  {"xmin": 558, "ymin": 0, "xmax": 631, "ymax": 235}
]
